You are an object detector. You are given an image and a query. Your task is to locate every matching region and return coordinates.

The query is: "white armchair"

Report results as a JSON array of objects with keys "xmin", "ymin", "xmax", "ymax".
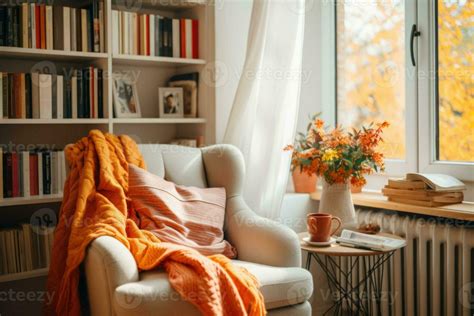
[{"xmin": 85, "ymin": 144, "xmax": 313, "ymax": 315}]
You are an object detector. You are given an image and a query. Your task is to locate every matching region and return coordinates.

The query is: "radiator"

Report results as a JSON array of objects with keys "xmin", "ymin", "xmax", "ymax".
[{"xmin": 338, "ymin": 209, "xmax": 474, "ymax": 315}]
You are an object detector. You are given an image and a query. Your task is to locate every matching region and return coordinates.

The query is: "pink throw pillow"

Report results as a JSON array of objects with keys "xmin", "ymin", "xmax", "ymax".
[{"xmin": 128, "ymin": 164, "xmax": 236, "ymax": 258}]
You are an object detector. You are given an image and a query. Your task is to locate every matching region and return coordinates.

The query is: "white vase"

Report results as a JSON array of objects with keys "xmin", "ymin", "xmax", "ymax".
[{"xmin": 318, "ymin": 180, "xmax": 357, "ymax": 233}]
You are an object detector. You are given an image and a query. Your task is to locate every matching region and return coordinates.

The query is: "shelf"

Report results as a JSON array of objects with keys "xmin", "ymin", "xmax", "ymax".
[
  {"xmin": 113, "ymin": 54, "xmax": 206, "ymax": 67},
  {"xmin": 0, "ymin": 119, "xmax": 109, "ymax": 125},
  {"xmin": 0, "ymin": 268, "xmax": 48, "ymax": 283},
  {"xmin": 0, "ymin": 195, "xmax": 63, "ymax": 207},
  {"xmin": 0, "ymin": 46, "xmax": 108, "ymax": 62},
  {"xmin": 113, "ymin": 118, "xmax": 206, "ymax": 124},
  {"xmin": 311, "ymin": 191, "xmax": 474, "ymax": 221}
]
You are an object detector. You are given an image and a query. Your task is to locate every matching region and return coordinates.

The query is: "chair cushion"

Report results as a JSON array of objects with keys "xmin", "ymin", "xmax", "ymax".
[
  {"xmin": 113, "ymin": 260, "xmax": 313, "ymax": 315},
  {"xmin": 128, "ymin": 164, "xmax": 236, "ymax": 257}
]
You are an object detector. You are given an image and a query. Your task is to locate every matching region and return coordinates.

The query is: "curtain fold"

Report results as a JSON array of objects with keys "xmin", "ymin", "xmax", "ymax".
[{"xmin": 224, "ymin": 0, "xmax": 306, "ymax": 219}]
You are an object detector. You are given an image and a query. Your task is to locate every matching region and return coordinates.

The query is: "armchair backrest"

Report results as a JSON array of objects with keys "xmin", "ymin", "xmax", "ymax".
[{"xmin": 137, "ymin": 144, "xmax": 245, "ymax": 198}]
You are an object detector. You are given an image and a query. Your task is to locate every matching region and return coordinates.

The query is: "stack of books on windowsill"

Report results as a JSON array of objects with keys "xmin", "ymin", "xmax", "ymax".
[{"xmin": 382, "ymin": 173, "xmax": 466, "ymax": 207}]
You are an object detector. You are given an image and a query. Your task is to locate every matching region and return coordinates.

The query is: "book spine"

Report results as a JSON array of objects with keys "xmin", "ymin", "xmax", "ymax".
[
  {"xmin": 98, "ymin": 69, "xmax": 103, "ymax": 118},
  {"xmin": 57, "ymin": 75, "xmax": 63, "ymax": 119},
  {"xmin": 112, "ymin": 10, "xmax": 119, "ymax": 55},
  {"xmin": 31, "ymin": 72, "xmax": 39, "ymax": 118},
  {"xmin": 172, "ymin": 19, "xmax": 180, "ymax": 58},
  {"xmin": 71, "ymin": 74, "xmax": 77, "ymax": 118},
  {"xmin": 88, "ymin": 6, "xmax": 93, "ymax": 52},
  {"xmin": 51, "ymin": 151, "xmax": 57, "ymax": 194},
  {"xmin": 146, "ymin": 14, "xmax": 150, "ymax": 56},
  {"xmin": 150, "ymin": 15, "xmax": 155, "ymax": 57},
  {"xmin": 40, "ymin": 5, "xmax": 45, "ymax": 49},
  {"xmin": 37, "ymin": 152, "xmax": 43, "ymax": 195},
  {"xmin": 45, "ymin": 5, "xmax": 53, "ymax": 50},
  {"xmin": 43, "ymin": 151, "xmax": 51, "ymax": 195},
  {"xmin": 81, "ymin": 9, "xmax": 87, "ymax": 52},
  {"xmin": 12, "ymin": 6, "xmax": 19, "ymax": 47},
  {"xmin": 77, "ymin": 70, "xmax": 83, "ymax": 118},
  {"xmin": 5, "ymin": 7, "xmax": 12, "ymax": 46},
  {"xmin": 25, "ymin": 73, "xmax": 32, "ymax": 118},
  {"xmin": 63, "ymin": 7, "xmax": 71, "ymax": 51},
  {"xmin": 93, "ymin": 68, "xmax": 98, "ymax": 119},
  {"xmin": 4, "ymin": 152, "xmax": 12, "ymax": 198},
  {"xmin": 11, "ymin": 152, "xmax": 19, "ymax": 197},
  {"xmin": 22, "ymin": 151, "xmax": 29, "ymax": 198},
  {"xmin": 0, "ymin": 72, "xmax": 2, "ymax": 119},
  {"xmin": 30, "ymin": 4, "xmax": 35, "ymax": 49},
  {"xmin": 35, "ymin": 5, "xmax": 40, "ymax": 49},
  {"xmin": 180, "ymin": 19, "xmax": 186, "ymax": 58},
  {"xmin": 13, "ymin": 73, "xmax": 20, "ymax": 118},
  {"xmin": 70, "ymin": 8, "xmax": 76, "ymax": 51},
  {"xmin": 19, "ymin": 73, "xmax": 25, "ymax": 118},
  {"xmin": 99, "ymin": 0, "xmax": 104, "ymax": 52},
  {"xmin": 39, "ymin": 74, "xmax": 52, "ymax": 119},
  {"xmin": 93, "ymin": 1, "xmax": 99, "ymax": 52},
  {"xmin": 154, "ymin": 15, "xmax": 160, "ymax": 56},
  {"xmin": 8, "ymin": 74, "xmax": 13, "ymax": 118},
  {"xmin": 0, "ymin": 7, "xmax": 5, "ymax": 46},
  {"xmin": 0, "ymin": 148, "xmax": 3, "ymax": 199},
  {"xmin": 29, "ymin": 153, "xmax": 38, "ymax": 196},
  {"xmin": 89, "ymin": 67, "xmax": 94, "ymax": 118},
  {"xmin": 192, "ymin": 20, "xmax": 199, "ymax": 59},
  {"xmin": 21, "ymin": 3, "xmax": 28, "ymax": 48},
  {"xmin": 185, "ymin": 19, "xmax": 192, "ymax": 59},
  {"xmin": 2, "ymin": 73, "xmax": 6, "ymax": 118}
]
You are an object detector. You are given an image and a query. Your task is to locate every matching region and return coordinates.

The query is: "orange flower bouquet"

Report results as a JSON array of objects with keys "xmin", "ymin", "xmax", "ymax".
[
  {"xmin": 285, "ymin": 118, "xmax": 389, "ymax": 188},
  {"xmin": 286, "ymin": 118, "xmax": 389, "ymax": 229}
]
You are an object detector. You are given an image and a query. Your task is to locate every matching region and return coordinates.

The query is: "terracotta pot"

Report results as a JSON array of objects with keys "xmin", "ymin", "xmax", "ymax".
[
  {"xmin": 292, "ymin": 169, "xmax": 317, "ymax": 193},
  {"xmin": 318, "ymin": 180, "xmax": 357, "ymax": 233},
  {"xmin": 351, "ymin": 184, "xmax": 363, "ymax": 193}
]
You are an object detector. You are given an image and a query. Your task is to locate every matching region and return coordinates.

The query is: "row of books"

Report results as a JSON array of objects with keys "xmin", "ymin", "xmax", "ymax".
[
  {"xmin": 0, "ymin": 224, "xmax": 54, "ymax": 275},
  {"xmin": 0, "ymin": 149, "xmax": 66, "ymax": 199},
  {"xmin": 0, "ymin": 68, "xmax": 106, "ymax": 119},
  {"xmin": 0, "ymin": 1, "xmax": 105, "ymax": 53},
  {"xmin": 112, "ymin": 10, "xmax": 199, "ymax": 59},
  {"xmin": 383, "ymin": 173, "xmax": 465, "ymax": 207}
]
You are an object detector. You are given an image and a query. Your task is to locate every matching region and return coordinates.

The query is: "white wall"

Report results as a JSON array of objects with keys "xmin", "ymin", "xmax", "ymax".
[{"xmin": 215, "ymin": 0, "xmax": 322, "ymax": 143}]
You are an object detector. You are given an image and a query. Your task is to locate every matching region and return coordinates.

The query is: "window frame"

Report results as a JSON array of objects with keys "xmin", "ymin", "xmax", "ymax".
[{"xmin": 322, "ymin": 0, "xmax": 474, "ymax": 183}]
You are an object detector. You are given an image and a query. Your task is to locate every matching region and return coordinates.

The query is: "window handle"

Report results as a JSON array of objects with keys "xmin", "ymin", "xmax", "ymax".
[{"xmin": 410, "ymin": 24, "xmax": 421, "ymax": 66}]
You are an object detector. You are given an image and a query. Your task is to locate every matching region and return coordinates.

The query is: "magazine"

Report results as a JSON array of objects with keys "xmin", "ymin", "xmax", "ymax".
[{"xmin": 336, "ymin": 230, "xmax": 406, "ymax": 251}]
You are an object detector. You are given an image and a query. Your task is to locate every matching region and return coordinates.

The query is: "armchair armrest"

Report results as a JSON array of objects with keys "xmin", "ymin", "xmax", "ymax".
[
  {"xmin": 225, "ymin": 196, "xmax": 302, "ymax": 268},
  {"xmin": 85, "ymin": 236, "xmax": 139, "ymax": 316}
]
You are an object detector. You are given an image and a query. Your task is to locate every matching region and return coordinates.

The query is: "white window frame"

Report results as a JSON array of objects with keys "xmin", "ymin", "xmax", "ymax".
[{"xmin": 322, "ymin": 0, "xmax": 474, "ymax": 183}]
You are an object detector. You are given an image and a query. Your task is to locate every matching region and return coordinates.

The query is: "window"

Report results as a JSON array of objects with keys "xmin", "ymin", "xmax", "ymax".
[
  {"xmin": 435, "ymin": 0, "xmax": 473, "ymax": 163},
  {"xmin": 324, "ymin": 0, "xmax": 473, "ymax": 181}
]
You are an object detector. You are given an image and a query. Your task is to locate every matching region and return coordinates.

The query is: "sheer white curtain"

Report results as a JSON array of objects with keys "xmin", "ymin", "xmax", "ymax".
[{"xmin": 223, "ymin": 0, "xmax": 306, "ymax": 219}]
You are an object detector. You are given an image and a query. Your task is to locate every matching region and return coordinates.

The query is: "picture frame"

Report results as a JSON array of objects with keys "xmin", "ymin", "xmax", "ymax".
[
  {"xmin": 112, "ymin": 74, "xmax": 141, "ymax": 118},
  {"xmin": 158, "ymin": 87, "xmax": 184, "ymax": 118}
]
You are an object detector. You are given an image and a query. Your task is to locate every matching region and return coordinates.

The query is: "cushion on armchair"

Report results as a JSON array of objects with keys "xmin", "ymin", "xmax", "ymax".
[{"xmin": 128, "ymin": 164, "xmax": 237, "ymax": 258}]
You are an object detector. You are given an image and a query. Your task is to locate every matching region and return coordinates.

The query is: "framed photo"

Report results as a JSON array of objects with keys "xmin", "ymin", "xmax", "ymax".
[
  {"xmin": 159, "ymin": 87, "xmax": 184, "ymax": 118},
  {"xmin": 112, "ymin": 74, "xmax": 141, "ymax": 118}
]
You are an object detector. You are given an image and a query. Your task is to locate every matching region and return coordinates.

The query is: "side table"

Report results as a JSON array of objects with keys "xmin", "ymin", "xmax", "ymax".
[{"xmin": 299, "ymin": 232, "xmax": 405, "ymax": 315}]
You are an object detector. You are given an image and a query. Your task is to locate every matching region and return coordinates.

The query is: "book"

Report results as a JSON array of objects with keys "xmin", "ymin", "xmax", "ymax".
[
  {"xmin": 21, "ymin": 3, "xmax": 28, "ymax": 48},
  {"xmin": 39, "ymin": 74, "xmax": 52, "ymax": 119},
  {"xmin": 150, "ymin": 15, "xmax": 155, "ymax": 56},
  {"xmin": 0, "ymin": 7, "xmax": 5, "ymax": 46},
  {"xmin": 99, "ymin": 0, "xmax": 104, "ymax": 52},
  {"xmin": 0, "ymin": 148, "xmax": 2, "ymax": 199},
  {"xmin": 172, "ymin": 19, "xmax": 180, "ymax": 58},
  {"xmin": 57, "ymin": 75, "xmax": 63, "ymax": 119},
  {"xmin": 112, "ymin": 10, "xmax": 119, "ymax": 55},
  {"xmin": 180, "ymin": 19, "xmax": 186, "ymax": 58},
  {"xmin": 2, "ymin": 152, "xmax": 12, "ymax": 198},
  {"xmin": 25, "ymin": 73, "xmax": 32, "ymax": 118},
  {"xmin": 30, "ymin": 4, "xmax": 35, "ymax": 48},
  {"xmin": 71, "ymin": 74, "xmax": 78, "ymax": 118},
  {"xmin": 53, "ymin": 6, "xmax": 64, "ymax": 50},
  {"xmin": 31, "ymin": 72, "xmax": 40, "ymax": 118},
  {"xmin": 39, "ymin": 4, "xmax": 45, "ymax": 49},
  {"xmin": 45, "ymin": 5, "xmax": 53, "ymax": 49},
  {"xmin": 387, "ymin": 178, "xmax": 426, "ymax": 190},
  {"xmin": 81, "ymin": 9, "xmax": 88, "ymax": 52},
  {"xmin": 29, "ymin": 152, "xmax": 38, "ymax": 196},
  {"xmin": 192, "ymin": 19, "xmax": 199, "ymax": 58},
  {"xmin": 185, "ymin": 19, "xmax": 192, "ymax": 58},
  {"xmin": 22, "ymin": 151, "xmax": 30, "ymax": 198},
  {"xmin": 12, "ymin": 152, "xmax": 19, "ymax": 197},
  {"xmin": 92, "ymin": 0, "xmax": 100, "ymax": 52},
  {"xmin": 336, "ymin": 230, "xmax": 406, "ymax": 251},
  {"xmin": 405, "ymin": 173, "xmax": 466, "ymax": 192},
  {"xmin": 70, "ymin": 8, "xmax": 77, "ymax": 51}
]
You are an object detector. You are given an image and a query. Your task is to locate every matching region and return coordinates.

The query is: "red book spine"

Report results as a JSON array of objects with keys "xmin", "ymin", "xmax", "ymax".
[
  {"xmin": 12, "ymin": 152, "xmax": 19, "ymax": 197},
  {"xmin": 192, "ymin": 20, "xmax": 199, "ymax": 59},
  {"xmin": 146, "ymin": 15, "xmax": 150, "ymax": 56},
  {"xmin": 40, "ymin": 5, "xmax": 46, "ymax": 49},
  {"xmin": 35, "ymin": 5, "xmax": 41, "ymax": 49},
  {"xmin": 180, "ymin": 19, "xmax": 186, "ymax": 58},
  {"xmin": 90, "ymin": 66, "xmax": 94, "ymax": 118},
  {"xmin": 29, "ymin": 153, "xmax": 38, "ymax": 196}
]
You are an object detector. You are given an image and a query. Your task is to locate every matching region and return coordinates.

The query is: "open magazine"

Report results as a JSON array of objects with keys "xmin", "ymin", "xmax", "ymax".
[{"xmin": 336, "ymin": 230, "xmax": 406, "ymax": 251}]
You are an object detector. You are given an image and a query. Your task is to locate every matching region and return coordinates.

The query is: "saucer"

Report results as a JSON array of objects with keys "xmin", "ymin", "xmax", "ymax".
[{"xmin": 303, "ymin": 236, "xmax": 336, "ymax": 247}]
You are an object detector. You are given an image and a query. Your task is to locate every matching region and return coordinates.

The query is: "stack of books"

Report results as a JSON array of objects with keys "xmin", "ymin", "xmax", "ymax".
[
  {"xmin": 112, "ymin": 10, "xmax": 199, "ymax": 59},
  {"xmin": 382, "ymin": 173, "xmax": 465, "ymax": 207},
  {"xmin": 0, "ymin": 223, "xmax": 55, "ymax": 275},
  {"xmin": 0, "ymin": 1, "xmax": 106, "ymax": 53},
  {"xmin": 0, "ymin": 67, "xmax": 105, "ymax": 119},
  {"xmin": 0, "ymin": 149, "xmax": 67, "ymax": 199}
]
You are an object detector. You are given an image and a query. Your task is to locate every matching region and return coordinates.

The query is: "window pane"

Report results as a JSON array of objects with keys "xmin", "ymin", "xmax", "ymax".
[
  {"xmin": 336, "ymin": 0, "xmax": 405, "ymax": 159},
  {"xmin": 437, "ymin": 0, "xmax": 474, "ymax": 162}
]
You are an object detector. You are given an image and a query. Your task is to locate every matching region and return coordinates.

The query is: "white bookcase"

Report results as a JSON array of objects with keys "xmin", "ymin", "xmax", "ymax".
[{"xmin": 0, "ymin": 0, "xmax": 215, "ymax": 283}]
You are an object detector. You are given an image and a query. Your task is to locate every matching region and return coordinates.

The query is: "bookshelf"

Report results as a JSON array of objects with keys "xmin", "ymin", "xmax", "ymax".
[{"xmin": 0, "ymin": 0, "xmax": 215, "ymax": 287}]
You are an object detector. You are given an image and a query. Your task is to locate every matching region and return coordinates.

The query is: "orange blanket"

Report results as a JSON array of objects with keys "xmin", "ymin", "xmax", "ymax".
[{"xmin": 45, "ymin": 130, "xmax": 265, "ymax": 316}]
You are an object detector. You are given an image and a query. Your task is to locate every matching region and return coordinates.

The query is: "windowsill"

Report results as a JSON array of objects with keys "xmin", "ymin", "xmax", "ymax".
[{"xmin": 310, "ymin": 191, "xmax": 474, "ymax": 221}]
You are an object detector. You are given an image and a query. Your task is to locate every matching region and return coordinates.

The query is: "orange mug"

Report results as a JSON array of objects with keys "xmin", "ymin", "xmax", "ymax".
[{"xmin": 307, "ymin": 213, "xmax": 342, "ymax": 242}]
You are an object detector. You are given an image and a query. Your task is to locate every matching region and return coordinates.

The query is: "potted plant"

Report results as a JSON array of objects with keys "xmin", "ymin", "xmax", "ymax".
[
  {"xmin": 286, "ymin": 118, "xmax": 389, "ymax": 228},
  {"xmin": 287, "ymin": 114, "xmax": 321, "ymax": 193}
]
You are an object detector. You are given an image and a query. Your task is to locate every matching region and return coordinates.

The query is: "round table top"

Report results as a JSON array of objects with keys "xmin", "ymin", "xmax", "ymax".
[{"xmin": 298, "ymin": 232, "xmax": 404, "ymax": 257}]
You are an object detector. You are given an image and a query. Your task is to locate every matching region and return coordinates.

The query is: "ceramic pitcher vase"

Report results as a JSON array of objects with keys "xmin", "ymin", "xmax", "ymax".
[{"xmin": 318, "ymin": 180, "xmax": 357, "ymax": 233}]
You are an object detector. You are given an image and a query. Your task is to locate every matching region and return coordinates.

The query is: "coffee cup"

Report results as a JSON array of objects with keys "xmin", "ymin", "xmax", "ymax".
[{"xmin": 307, "ymin": 213, "xmax": 342, "ymax": 242}]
